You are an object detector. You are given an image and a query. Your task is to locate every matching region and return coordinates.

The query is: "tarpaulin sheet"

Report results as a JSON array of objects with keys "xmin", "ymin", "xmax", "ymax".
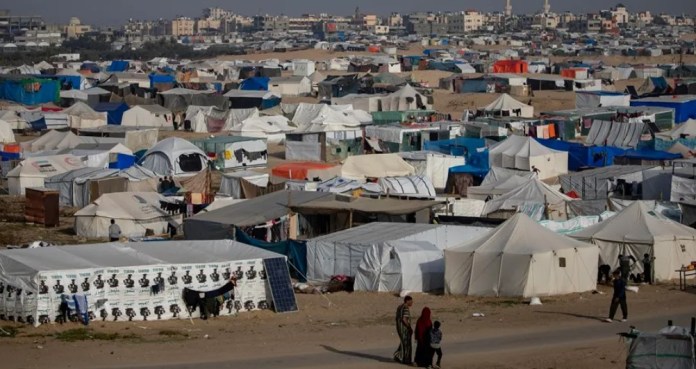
[{"xmin": 235, "ymin": 228, "xmax": 307, "ymax": 281}]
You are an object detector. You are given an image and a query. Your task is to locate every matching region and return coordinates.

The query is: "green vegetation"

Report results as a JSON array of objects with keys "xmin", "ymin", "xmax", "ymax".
[{"xmin": 0, "ymin": 326, "xmax": 19, "ymax": 338}]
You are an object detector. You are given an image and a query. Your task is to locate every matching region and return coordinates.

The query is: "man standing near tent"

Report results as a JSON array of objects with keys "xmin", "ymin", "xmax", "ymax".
[
  {"xmin": 618, "ymin": 254, "xmax": 636, "ymax": 282},
  {"xmin": 394, "ymin": 296, "xmax": 414, "ymax": 365},
  {"xmin": 605, "ymin": 270, "xmax": 628, "ymax": 323},
  {"xmin": 109, "ymin": 219, "xmax": 121, "ymax": 242},
  {"xmin": 642, "ymin": 253, "xmax": 653, "ymax": 284}
]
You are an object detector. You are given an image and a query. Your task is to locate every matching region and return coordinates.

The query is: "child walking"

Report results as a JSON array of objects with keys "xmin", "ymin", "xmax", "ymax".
[{"xmin": 430, "ymin": 320, "xmax": 443, "ymax": 369}]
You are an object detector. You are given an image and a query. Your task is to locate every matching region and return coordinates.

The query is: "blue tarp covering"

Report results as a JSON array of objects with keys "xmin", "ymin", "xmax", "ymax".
[
  {"xmin": 80, "ymin": 63, "xmax": 100, "ymax": 73},
  {"xmin": 234, "ymin": 229, "xmax": 307, "ymax": 281},
  {"xmin": 108, "ymin": 153, "xmax": 136, "ymax": 169},
  {"xmin": 0, "ymin": 78, "xmax": 60, "ymax": 105},
  {"xmin": 240, "ymin": 77, "xmax": 269, "ymax": 91},
  {"xmin": 536, "ymin": 139, "xmax": 624, "ymax": 170},
  {"xmin": 0, "ymin": 152, "xmax": 20, "ymax": 161},
  {"xmin": 107, "ymin": 60, "xmax": 129, "ymax": 72},
  {"xmin": 448, "ymin": 164, "xmax": 489, "ymax": 179},
  {"xmin": 149, "ymin": 74, "xmax": 175, "ymax": 88},
  {"xmin": 93, "ymin": 102, "xmax": 129, "ymax": 125},
  {"xmin": 27, "ymin": 117, "xmax": 47, "ymax": 131},
  {"xmin": 631, "ymin": 96, "xmax": 696, "ymax": 123},
  {"xmin": 424, "ymin": 137, "xmax": 489, "ymax": 171}
]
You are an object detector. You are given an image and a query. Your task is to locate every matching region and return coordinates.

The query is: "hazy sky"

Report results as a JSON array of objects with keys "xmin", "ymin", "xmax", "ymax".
[{"xmin": 1, "ymin": 0, "xmax": 695, "ymax": 26}]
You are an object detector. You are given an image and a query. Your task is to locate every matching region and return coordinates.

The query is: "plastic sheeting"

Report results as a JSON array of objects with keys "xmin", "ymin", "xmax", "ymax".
[
  {"xmin": 139, "ymin": 137, "xmax": 207, "ymax": 176},
  {"xmin": 353, "ymin": 241, "xmax": 444, "ymax": 293},
  {"xmin": 586, "ymin": 120, "xmax": 645, "ymax": 148},
  {"xmin": 489, "ymin": 135, "xmax": 568, "ymax": 180},
  {"xmin": 481, "ymin": 178, "xmax": 573, "ymax": 220},
  {"xmin": 234, "ymin": 229, "xmax": 307, "ymax": 281},
  {"xmin": 341, "ymin": 154, "xmax": 414, "ymax": 180},
  {"xmin": 379, "ymin": 175, "xmax": 436, "ymax": 198}
]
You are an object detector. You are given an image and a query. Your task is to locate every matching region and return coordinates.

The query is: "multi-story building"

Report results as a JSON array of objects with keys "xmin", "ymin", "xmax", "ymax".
[
  {"xmin": 586, "ymin": 14, "xmax": 602, "ymax": 32},
  {"xmin": 196, "ymin": 18, "xmax": 222, "ymax": 33},
  {"xmin": 448, "ymin": 10, "xmax": 484, "ymax": 34},
  {"xmin": 0, "ymin": 10, "xmax": 45, "ymax": 42},
  {"xmin": 204, "ymin": 7, "xmax": 231, "ymax": 20},
  {"xmin": 611, "ymin": 4, "xmax": 629, "ymax": 25},
  {"xmin": 168, "ymin": 17, "xmax": 195, "ymax": 36},
  {"xmin": 404, "ymin": 12, "xmax": 448, "ymax": 36},
  {"xmin": 362, "ymin": 14, "xmax": 379, "ymax": 29},
  {"xmin": 388, "ymin": 13, "xmax": 403, "ymax": 27},
  {"xmin": 371, "ymin": 25, "xmax": 390, "ymax": 35},
  {"xmin": 636, "ymin": 11, "xmax": 653, "ymax": 24},
  {"xmin": 253, "ymin": 15, "xmax": 289, "ymax": 33},
  {"xmin": 65, "ymin": 17, "xmax": 91, "ymax": 38}
]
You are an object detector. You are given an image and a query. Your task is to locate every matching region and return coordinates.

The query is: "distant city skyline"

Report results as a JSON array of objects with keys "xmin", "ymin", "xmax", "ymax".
[{"xmin": 1, "ymin": 0, "xmax": 695, "ymax": 26}]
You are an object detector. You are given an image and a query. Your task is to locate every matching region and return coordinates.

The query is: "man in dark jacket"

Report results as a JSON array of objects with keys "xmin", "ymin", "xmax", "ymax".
[{"xmin": 605, "ymin": 270, "xmax": 627, "ymax": 323}]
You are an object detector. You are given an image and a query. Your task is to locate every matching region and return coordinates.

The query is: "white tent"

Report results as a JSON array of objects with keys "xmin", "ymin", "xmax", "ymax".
[
  {"xmin": 292, "ymin": 103, "xmax": 364, "ymax": 134},
  {"xmin": 481, "ymin": 94, "xmax": 534, "ymax": 118},
  {"xmin": 59, "ymin": 87, "xmax": 110, "ymax": 104},
  {"xmin": 657, "ymin": 119, "xmax": 696, "ymax": 140},
  {"xmin": 139, "ymin": 137, "xmax": 208, "ymax": 176},
  {"xmin": 305, "ymin": 222, "xmax": 493, "ymax": 282},
  {"xmin": 7, "ymin": 154, "xmax": 85, "ymax": 195},
  {"xmin": 354, "ymin": 241, "xmax": 444, "ymax": 293},
  {"xmin": 481, "ymin": 178, "xmax": 573, "ymax": 220},
  {"xmin": 121, "ymin": 105, "xmax": 173, "ymax": 128},
  {"xmin": 399, "ymin": 152, "xmax": 465, "ymax": 190},
  {"xmin": 268, "ymin": 76, "xmax": 312, "ymax": 96},
  {"xmin": 71, "ymin": 142, "xmax": 133, "ymax": 168},
  {"xmin": 378, "ymin": 84, "xmax": 431, "ymax": 112},
  {"xmin": 379, "ymin": 176, "xmax": 436, "ymax": 198},
  {"xmin": 341, "ymin": 153, "xmax": 415, "ymax": 180},
  {"xmin": 0, "ymin": 240, "xmax": 284, "ymax": 326},
  {"xmin": 293, "ymin": 60, "xmax": 316, "ymax": 77},
  {"xmin": 467, "ymin": 174, "xmax": 535, "ymax": 200},
  {"xmin": 45, "ymin": 167, "xmax": 118, "ymax": 207},
  {"xmin": 74, "ymin": 192, "xmax": 181, "ymax": 239},
  {"xmin": 489, "ymin": 135, "xmax": 568, "ymax": 179},
  {"xmin": 63, "ymin": 102, "xmax": 108, "ymax": 129},
  {"xmin": 575, "ymin": 91, "xmax": 631, "ymax": 109},
  {"xmin": 569, "ymin": 202, "xmax": 696, "ymax": 281},
  {"xmin": 0, "ymin": 118, "xmax": 15, "ymax": 143},
  {"xmin": 0, "ymin": 110, "xmax": 28, "ymax": 130},
  {"xmin": 228, "ymin": 114, "xmax": 294, "ymax": 144},
  {"xmin": 445, "ymin": 213, "xmax": 598, "ymax": 297}
]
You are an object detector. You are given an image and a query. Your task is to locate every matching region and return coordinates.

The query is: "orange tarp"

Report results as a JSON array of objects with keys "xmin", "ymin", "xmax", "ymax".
[
  {"xmin": 272, "ymin": 162, "xmax": 336, "ymax": 180},
  {"xmin": 493, "ymin": 60, "xmax": 528, "ymax": 74}
]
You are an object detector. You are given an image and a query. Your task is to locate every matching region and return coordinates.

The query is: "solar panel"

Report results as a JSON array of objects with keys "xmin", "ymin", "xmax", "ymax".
[{"xmin": 263, "ymin": 257, "xmax": 298, "ymax": 313}]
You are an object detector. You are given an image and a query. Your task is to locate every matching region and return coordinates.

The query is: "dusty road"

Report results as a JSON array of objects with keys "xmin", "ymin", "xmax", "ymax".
[{"xmin": 112, "ymin": 307, "xmax": 695, "ymax": 369}]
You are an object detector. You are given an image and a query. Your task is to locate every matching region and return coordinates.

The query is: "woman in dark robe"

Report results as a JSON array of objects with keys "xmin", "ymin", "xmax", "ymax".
[{"xmin": 414, "ymin": 307, "xmax": 434, "ymax": 367}]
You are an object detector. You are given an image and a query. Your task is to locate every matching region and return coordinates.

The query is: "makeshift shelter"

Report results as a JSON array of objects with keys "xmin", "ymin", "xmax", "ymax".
[
  {"xmin": 489, "ymin": 135, "xmax": 568, "ymax": 179},
  {"xmin": 139, "ymin": 137, "xmax": 208, "ymax": 176},
  {"xmin": 480, "ymin": 94, "xmax": 534, "ymax": 118},
  {"xmin": 218, "ymin": 170, "xmax": 270, "ymax": 199},
  {"xmin": 63, "ymin": 101, "xmax": 108, "ymax": 129},
  {"xmin": 341, "ymin": 154, "xmax": 415, "ymax": 180},
  {"xmin": 121, "ymin": 105, "xmax": 173, "ymax": 128},
  {"xmin": 585, "ymin": 121, "xmax": 647, "ymax": 148},
  {"xmin": 481, "ymin": 178, "xmax": 573, "ymax": 220},
  {"xmin": 268, "ymin": 76, "xmax": 311, "ymax": 97},
  {"xmin": 0, "ymin": 118, "xmax": 15, "ymax": 143},
  {"xmin": 7, "ymin": 154, "xmax": 84, "ymax": 195},
  {"xmin": 93, "ymin": 102, "xmax": 129, "ymax": 125},
  {"xmin": 631, "ymin": 95, "xmax": 696, "ymax": 123},
  {"xmin": 271, "ymin": 162, "xmax": 339, "ymax": 180},
  {"xmin": 59, "ymin": 87, "xmax": 110, "ymax": 105},
  {"xmin": 184, "ymin": 191, "xmax": 332, "ymax": 240},
  {"xmin": 399, "ymin": 152, "xmax": 465, "ymax": 190},
  {"xmin": 305, "ymin": 222, "xmax": 492, "ymax": 282},
  {"xmin": 0, "ymin": 240, "xmax": 286, "ymax": 326},
  {"xmin": 493, "ymin": 60, "xmax": 528, "ymax": 74},
  {"xmin": 657, "ymin": 118, "xmax": 696, "ymax": 141},
  {"xmin": 444, "ymin": 213, "xmax": 598, "ymax": 297},
  {"xmin": 353, "ymin": 241, "xmax": 444, "ymax": 293},
  {"xmin": 625, "ymin": 326, "xmax": 696, "ymax": 369},
  {"xmin": 227, "ymin": 114, "xmax": 294, "ymax": 144},
  {"xmin": 74, "ymin": 192, "xmax": 181, "ymax": 239},
  {"xmin": 190, "ymin": 136, "xmax": 267, "ymax": 170},
  {"xmin": 224, "ymin": 90, "xmax": 281, "ymax": 110},
  {"xmin": 240, "ymin": 77, "xmax": 270, "ymax": 91},
  {"xmin": 570, "ymin": 202, "xmax": 696, "ymax": 280},
  {"xmin": 378, "ymin": 84, "xmax": 431, "ymax": 111},
  {"xmin": 575, "ymin": 91, "xmax": 631, "ymax": 109}
]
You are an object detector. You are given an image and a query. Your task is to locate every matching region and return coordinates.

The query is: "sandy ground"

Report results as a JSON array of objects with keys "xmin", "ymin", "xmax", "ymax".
[{"xmin": 0, "ymin": 283, "xmax": 694, "ymax": 369}]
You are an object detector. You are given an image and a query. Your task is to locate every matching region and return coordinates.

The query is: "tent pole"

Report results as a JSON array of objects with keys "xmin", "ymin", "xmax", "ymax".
[{"xmin": 349, "ymin": 210, "xmax": 353, "ymax": 229}]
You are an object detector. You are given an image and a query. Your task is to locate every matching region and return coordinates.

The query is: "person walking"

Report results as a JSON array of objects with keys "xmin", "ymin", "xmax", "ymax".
[
  {"xmin": 414, "ymin": 307, "xmax": 433, "ymax": 367},
  {"xmin": 642, "ymin": 253, "xmax": 653, "ymax": 284},
  {"xmin": 393, "ymin": 296, "xmax": 413, "ymax": 365},
  {"xmin": 429, "ymin": 321, "xmax": 443, "ymax": 369},
  {"xmin": 108, "ymin": 219, "xmax": 121, "ymax": 242},
  {"xmin": 605, "ymin": 270, "xmax": 628, "ymax": 323}
]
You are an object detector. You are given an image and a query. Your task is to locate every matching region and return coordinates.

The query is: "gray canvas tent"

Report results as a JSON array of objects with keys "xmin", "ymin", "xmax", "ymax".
[
  {"xmin": 0, "ymin": 240, "xmax": 286, "ymax": 326},
  {"xmin": 305, "ymin": 222, "xmax": 492, "ymax": 282}
]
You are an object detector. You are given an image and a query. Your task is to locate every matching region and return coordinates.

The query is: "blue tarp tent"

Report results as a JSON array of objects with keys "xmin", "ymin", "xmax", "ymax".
[
  {"xmin": 107, "ymin": 60, "xmax": 129, "ymax": 72},
  {"xmin": 108, "ymin": 153, "xmax": 136, "ymax": 169},
  {"xmin": 80, "ymin": 63, "xmax": 100, "ymax": 73},
  {"xmin": 240, "ymin": 77, "xmax": 269, "ymax": 91},
  {"xmin": 93, "ymin": 102, "xmax": 129, "ymax": 125},
  {"xmin": 149, "ymin": 74, "xmax": 176, "ymax": 89},
  {"xmin": 424, "ymin": 137, "xmax": 486, "ymax": 157},
  {"xmin": 631, "ymin": 95, "xmax": 696, "ymax": 123},
  {"xmin": 536, "ymin": 139, "xmax": 624, "ymax": 170},
  {"xmin": 448, "ymin": 164, "xmax": 489, "ymax": 179},
  {"xmin": 235, "ymin": 229, "xmax": 307, "ymax": 281},
  {"xmin": 0, "ymin": 77, "xmax": 60, "ymax": 105}
]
